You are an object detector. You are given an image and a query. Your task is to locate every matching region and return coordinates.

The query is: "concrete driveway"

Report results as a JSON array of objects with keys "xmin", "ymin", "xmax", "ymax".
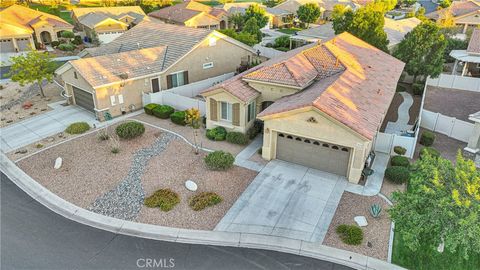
[
  {"xmin": 0, "ymin": 102, "xmax": 97, "ymax": 152},
  {"xmin": 215, "ymin": 160, "xmax": 347, "ymax": 243}
]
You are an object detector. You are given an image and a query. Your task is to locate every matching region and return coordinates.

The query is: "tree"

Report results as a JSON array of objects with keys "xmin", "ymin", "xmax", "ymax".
[
  {"xmin": 400, "ymin": 0, "xmax": 417, "ymax": 7},
  {"xmin": 228, "ymin": 13, "xmax": 245, "ymax": 30},
  {"xmin": 243, "ymin": 17, "xmax": 262, "ymax": 42},
  {"xmin": 219, "ymin": 0, "xmax": 234, "ymax": 3},
  {"xmin": 219, "ymin": 29, "xmax": 257, "ymax": 46},
  {"xmin": 389, "ymin": 153, "xmax": 480, "ymax": 260},
  {"xmin": 263, "ymin": 0, "xmax": 283, "ymax": 8},
  {"xmin": 7, "ymin": 50, "xmax": 56, "ymax": 98},
  {"xmin": 393, "ymin": 21, "xmax": 447, "ymax": 83},
  {"xmin": 332, "ymin": 4, "xmax": 389, "ymax": 51},
  {"xmin": 244, "ymin": 4, "xmax": 269, "ymax": 29},
  {"xmin": 372, "ymin": 0, "xmax": 398, "ymax": 12},
  {"xmin": 297, "ymin": 3, "xmax": 321, "ymax": 28},
  {"xmin": 439, "ymin": 0, "xmax": 451, "ymax": 8}
]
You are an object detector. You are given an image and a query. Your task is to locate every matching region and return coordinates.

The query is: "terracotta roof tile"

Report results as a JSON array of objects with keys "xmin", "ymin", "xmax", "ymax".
[
  {"xmin": 426, "ymin": 0, "xmax": 480, "ymax": 20},
  {"xmin": 467, "ymin": 28, "xmax": 480, "ymax": 54},
  {"xmin": 149, "ymin": 1, "xmax": 225, "ymax": 23}
]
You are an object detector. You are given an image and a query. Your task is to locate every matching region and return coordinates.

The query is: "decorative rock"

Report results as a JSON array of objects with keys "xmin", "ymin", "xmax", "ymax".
[
  {"xmin": 354, "ymin": 216, "xmax": 368, "ymax": 227},
  {"xmin": 15, "ymin": 149, "xmax": 27, "ymax": 154},
  {"xmin": 185, "ymin": 180, "xmax": 198, "ymax": 191},
  {"xmin": 46, "ymin": 137, "xmax": 55, "ymax": 142},
  {"xmin": 54, "ymin": 157, "xmax": 63, "ymax": 169}
]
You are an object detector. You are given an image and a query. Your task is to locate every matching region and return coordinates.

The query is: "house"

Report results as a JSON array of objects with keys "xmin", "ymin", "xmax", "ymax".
[
  {"xmin": 56, "ymin": 20, "xmax": 258, "ymax": 121},
  {"xmin": 426, "ymin": 0, "xmax": 480, "ymax": 34},
  {"xmin": 450, "ymin": 28, "xmax": 480, "ymax": 77},
  {"xmin": 148, "ymin": 1, "xmax": 228, "ymax": 29},
  {"xmin": 201, "ymin": 32, "xmax": 404, "ymax": 183},
  {"xmin": 0, "ymin": 4, "xmax": 73, "ymax": 52},
  {"xmin": 71, "ymin": 6, "xmax": 146, "ymax": 44},
  {"xmin": 274, "ymin": 0, "xmax": 358, "ymax": 21},
  {"xmin": 221, "ymin": 2, "xmax": 294, "ymax": 29}
]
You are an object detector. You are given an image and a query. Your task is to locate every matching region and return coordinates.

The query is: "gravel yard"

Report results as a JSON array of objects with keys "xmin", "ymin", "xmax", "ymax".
[
  {"xmin": 137, "ymin": 139, "xmax": 258, "ymax": 230},
  {"xmin": 323, "ymin": 192, "xmax": 391, "ymax": 261}
]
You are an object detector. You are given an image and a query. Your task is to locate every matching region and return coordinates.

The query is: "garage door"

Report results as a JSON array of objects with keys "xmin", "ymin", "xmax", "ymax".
[
  {"xmin": 72, "ymin": 86, "xmax": 95, "ymax": 112},
  {"xmin": 17, "ymin": 38, "xmax": 30, "ymax": 51},
  {"xmin": 98, "ymin": 31, "xmax": 123, "ymax": 44},
  {"xmin": 0, "ymin": 39, "xmax": 15, "ymax": 53},
  {"xmin": 276, "ymin": 133, "xmax": 350, "ymax": 176}
]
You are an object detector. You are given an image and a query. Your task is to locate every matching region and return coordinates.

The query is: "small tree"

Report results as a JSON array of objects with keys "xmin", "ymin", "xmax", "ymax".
[
  {"xmin": 243, "ymin": 17, "xmax": 262, "ymax": 42},
  {"xmin": 185, "ymin": 108, "xmax": 201, "ymax": 154},
  {"xmin": 61, "ymin": 31, "xmax": 75, "ymax": 42},
  {"xmin": 8, "ymin": 50, "xmax": 56, "ymax": 98},
  {"xmin": 439, "ymin": 0, "xmax": 451, "ymax": 8},
  {"xmin": 228, "ymin": 13, "xmax": 245, "ymax": 30},
  {"xmin": 372, "ymin": 0, "xmax": 397, "ymax": 12},
  {"xmin": 297, "ymin": 3, "xmax": 321, "ymax": 28},
  {"xmin": 244, "ymin": 4, "xmax": 269, "ymax": 29}
]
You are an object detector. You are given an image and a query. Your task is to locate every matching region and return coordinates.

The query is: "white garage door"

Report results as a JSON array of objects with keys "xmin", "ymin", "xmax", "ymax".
[
  {"xmin": 0, "ymin": 39, "xmax": 15, "ymax": 53},
  {"xmin": 72, "ymin": 86, "xmax": 95, "ymax": 112},
  {"xmin": 276, "ymin": 133, "xmax": 350, "ymax": 176},
  {"xmin": 17, "ymin": 38, "xmax": 31, "ymax": 51},
  {"xmin": 98, "ymin": 31, "xmax": 123, "ymax": 44}
]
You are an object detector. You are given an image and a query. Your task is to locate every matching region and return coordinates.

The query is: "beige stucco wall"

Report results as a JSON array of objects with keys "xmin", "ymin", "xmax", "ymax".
[
  {"xmin": 185, "ymin": 13, "xmax": 220, "ymax": 28},
  {"xmin": 247, "ymin": 81, "xmax": 299, "ymax": 112},
  {"xmin": 456, "ymin": 12, "xmax": 480, "ymax": 25},
  {"xmin": 260, "ymin": 108, "xmax": 371, "ymax": 183},
  {"xmin": 93, "ymin": 21, "xmax": 128, "ymax": 33},
  {"xmin": 33, "ymin": 24, "xmax": 73, "ymax": 45}
]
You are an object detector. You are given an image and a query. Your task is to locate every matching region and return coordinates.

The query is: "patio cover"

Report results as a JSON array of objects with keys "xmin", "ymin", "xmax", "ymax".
[{"xmin": 450, "ymin": 50, "xmax": 480, "ymax": 63}]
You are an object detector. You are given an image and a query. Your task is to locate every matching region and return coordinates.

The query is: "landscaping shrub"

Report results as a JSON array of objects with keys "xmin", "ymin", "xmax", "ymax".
[
  {"xmin": 412, "ymin": 83, "xmax": 425, "ymax": 95},
  {"xmin": 226, "ymin": 132, "xmax": 249, "ymax": 145},
  {"xmin": 206, "ymin": 126, "xmax": 227, "ymax": 141},
  {"xmin": 170, "ymin": 111, "xmax": 186, "ymax": 126},
  {"xmin": 98, "ymin": 130, "xmax": 110, "ymax": 141},
  {"xmin": 115, "ymin": 121, "xmax": 145, "ymax": 139},
  {"xmin": 65, "ymin": 122, "xmax": 90, "ymax": 134},
  {"xmin": 144, "ymin": 189, "xmax": 180, "ymax": 211},
  {"xmin": 204, "ymin": 151, "xmax": 235, "ymax": 170},
  {"xmin": 390, "ymin": 156, "xmax": 410, "ymax": 167},
  {"xmin": 246, "ymin": 120, "xmax": 263, "ymax": 139},
  {"xmin": 51, "ymin": 41, "xmax": 60, "ymax": 47},
  {"xmin": 188, "ymin": 192, "xmax": 222, "ymax": 211},
  {"xmin": 144, "ymin": 103, "xmax": 159, "ymax": 115},
  {"xmin": 58, "ymin": 43, "xmax": 75, "ymax": 51},
  {"xmin": 419, "ymin": 131, "xmax": 435, "ymax": 146},
  {"xmin": 274, "ymin": 35, "xmax": 290, "ymax": 48},
  {"xmin": 396, "ymin": 85, "xmax": 406, "ymax": 92},
  {"xmin": 385, "ymin": 166, "xmax": 410, "ymax": 184},
  {"xmin": 72, "ymin": 35, "xmax": 83, "ymax": 45},
  {"xmin": 336, "ymin": 224, "xmax": 363, "ymax": 245},
  {"xmin": 419, "ymin": 147, "xmax": 440, "ymax": 160},
  {"xmin": 61, "ymin": 31, "xmax": 75, "ymax": 39},
  {"xmin": 393, "ymin": 146, "xmax": 407, "ymax": 155},
  {"xmin": 152, "ymin": 105, "xmax": 174, "ymax": 119},
  {"xmin": 35, "ymin": 143, "xmax": 44, "ymax": 148}
]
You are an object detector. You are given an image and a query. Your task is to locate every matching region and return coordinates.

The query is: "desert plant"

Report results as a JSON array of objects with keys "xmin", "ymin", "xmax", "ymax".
[
  {"xmin": 206, "ymin": 126, "xmax": 227, "ymax": 141},
  {"xmin": 393, "ymin": 146, "xmax": 407, "ymax": 155},
  {"xmin": 336, "ymin": 224, "xmax": 363, "ymax": 245},
  {"xmin": 111, "ymin": 147, "xmax": 120, "ymax": 154},
  {"xmin": 152, "ymin": 105, "xmax": 174, "ymax": 119},
  {"xmin": 419, "ymin": 147, "xmax": 440, "ymax": 159},
  {"xmin": 390, "ymin": 155, "xmax": 410, "ymax": 167},
  {"xmin": 188, "ymin": 192, "xmax": 222, "ymax": 211},
  {"xmin": 226, "ymin": 132, "xmax": 249, "ymax": 145},
  {"xmin": 185, "ymin": 108, "xmax": 201, "ymax": 154},
  {"xmin": 385, "ymin": 166, "xmax": 410, "ymax": 184},
  {"xmin": 65, "ymin": 122, "xmax": 90, "ymax": 134},
  {"xmin": 58, "ymin": 43, "xmax": 76, "ymax": 51},
  {"xmin": 144, "ymin": 103, "xmax": 159, "ymax": 115},
  {"xmin": 115, "ymin": 121, "xmax": 145, "ymax": 139},
  {"xmin": 109, "ymin": 132, "xmax": 120, "ymax": 154},
  {"xmin": 420, "ymin": 131, "xmax": 435, "ymax": 146},
  {"xmin": 369, "ymin": 204, "xmax": 382, "ymax": 218},
  {"xmin": 97, "ymin": 128, "xmax": 110, "ymax": 141},
  {"xmin": 204, "ymin": 151, "xmax": 235, "ymax": 170},
  {"xmin": 144, "ymin": 189, "xmax": 180, "ymax": 211},
  {"xmin": 35, "ymin": 143, "xmax": 44, "ymax": 148},
  {"xmin": 170, "ymin": 111, "xmax": 186, "ymax": 126}
]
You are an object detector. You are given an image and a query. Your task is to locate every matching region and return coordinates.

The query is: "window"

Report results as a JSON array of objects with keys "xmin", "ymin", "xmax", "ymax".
[
  {"xmin": 110, "ymin": 95, "xmax": 116, "ymax": 106},
  {"xmin": 203, "ymin": 62, "xmax": 214, "ymax": 69},
  {"xmin": 74, "ymin": 71, "xmax": 78, "ymax": 79},
  {"xmin": 220, "ymin": 102, "xmax": 232, "ymax": 122},
  {"xmin": 171, "ymin": 72, "xmax": 185, "ymax": 88},
  {"xmin": 118, "ymin": 94, "xmax": 124, "ymax": 104},
  {"xmin": 247, "ymin": 101, "xmax": 256, "ymax": 122},
  {"xmin": 209, "ymin": 37, "xmax": 216, "ymax": 46}
]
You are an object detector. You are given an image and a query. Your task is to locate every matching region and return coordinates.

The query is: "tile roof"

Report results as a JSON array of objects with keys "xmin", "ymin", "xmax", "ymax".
[
  {"xmin": 467, "ymin": 28, "xmax": 480, "ymax": 54},
  {"xmin": 72, "ymin": 6, "xmax": 146, "ymax": 19},
  {"xmin": 70, "ymin": 46, "xmax": 167, "ymax": 88},
  {"xmin": 274, "ymin": 0, "xmax": 357, "ymax": 14},
  {"xmin": 426, "ymin": 0, "xmax": 480, "ymax": 20},
  {"xmin": 383, "ymin": 17, "xmax": 421, "ymax": 47},
  {"xmin": 148, "ymin": 1, "xmax": 226, "ymax": 23}
]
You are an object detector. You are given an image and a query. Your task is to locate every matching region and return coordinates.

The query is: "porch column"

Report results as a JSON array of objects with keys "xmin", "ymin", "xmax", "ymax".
[
  {"xmin": 452, "ymin": 59, "xmax": 458, "ymax": 75},
  {"xmin": 461, "ymin": 62, "xmax": 468, "ymax": 76},
  {"xmin": 463, "ymin": 24, "xmax": 468, "ymax": 33},
  {"xmin": 11, "ymin": 38, "xmax": 19, "ymax": 52}
]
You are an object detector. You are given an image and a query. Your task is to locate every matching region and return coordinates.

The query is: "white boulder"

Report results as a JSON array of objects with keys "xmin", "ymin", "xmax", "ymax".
[
  {"xmin": 54, "ymin": 157, "xmax": 62, "ymax": 169},
  {"xmin": 354, "ymin": 216, "xmax": 368, "ymax": 227},
  {"xmin": 185, "ymin": 180, "xmax": 198, "ymax": 191}
]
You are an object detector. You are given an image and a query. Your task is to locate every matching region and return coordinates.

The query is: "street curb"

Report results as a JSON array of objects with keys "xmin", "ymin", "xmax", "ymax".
[{"xmin": 1, "ymin": 152, "xmax": 405, "ymax": 270}]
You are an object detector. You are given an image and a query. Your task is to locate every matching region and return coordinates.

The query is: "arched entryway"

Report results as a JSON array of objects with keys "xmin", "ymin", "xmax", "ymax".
[
  {"xmin": 220, "ymin": 20, "xmax": 226, "ymax": 29},
  {"xmin": 40, "ymin": 31, "xmax": 52, "ymax": 44}
]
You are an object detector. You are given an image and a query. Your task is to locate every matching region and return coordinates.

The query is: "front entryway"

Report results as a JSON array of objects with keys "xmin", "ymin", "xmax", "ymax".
[
  {"xmin": 276, "ymin": 133, "xmax": 350, "ymax": 177},
  {"xmin": 40, "ymin": 31, "xmax": 52, "ymax": 44},
  {"xmin": 72, "ymin": 86, "xmax": 95, "ymax": 112}
]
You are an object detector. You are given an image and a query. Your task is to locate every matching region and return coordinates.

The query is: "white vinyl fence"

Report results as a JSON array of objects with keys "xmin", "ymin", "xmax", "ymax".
[
  {"xmin": 420, "ymin": 109, "xmax": 474, "ymax": 143},
  {"xmin": 374, "ymin": 132, "xmax": 417, "ymax": 158},
  {"xmin": 426, "ymin": 74, "xmax": 480, "ymax": 92}
]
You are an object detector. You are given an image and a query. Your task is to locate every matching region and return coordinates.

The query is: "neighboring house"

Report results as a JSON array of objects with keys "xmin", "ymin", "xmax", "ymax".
[
  {"xmin": 148, "ymin": 1, "xmax": 228, "ymax": 29},
  {"xmin": 71, "ymin": 6, "xmax": 146, "ymax": 44},
  {"xmin": 0, "ymin": 4, "xmax": 73, "ymax": 52},
  {"xmin": 274, "ymin": 0, "xmax": 358, "ymax": 21},
  {"xmin": 450, "ymin": 28, "xmax": 480, "ymax": 77},
  {"xmin": 201, "ymin": 32, "xmax": 404, "ymax": 183},
  {"xmin": 56, "ymin": 20, "xmax": 258, "ymax": 121},
  {"xmin": 221, "ymin": 2, "xmax": 293, "ymax": 29},
  {"xmin": 426, "ymin": 0, "xmax": 480, "ymax": 33}
]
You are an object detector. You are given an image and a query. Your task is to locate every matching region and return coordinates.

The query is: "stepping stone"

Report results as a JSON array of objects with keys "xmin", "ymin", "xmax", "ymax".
[
  {"xmin": 354, "ymin": 216, "xmax": 368, "ymax": 227},
  {"xmin": 185, "ymin": 180, "xmax": 198, "ymax": 191},
  {"xmin": 54, "ymin": 157, "xmax": 63, "ymax": 169}
]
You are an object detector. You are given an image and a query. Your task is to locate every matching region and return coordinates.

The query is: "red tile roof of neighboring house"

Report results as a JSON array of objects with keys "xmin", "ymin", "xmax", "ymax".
[
  {"xmin": 148, "ymin": 1, "xmax": 226, "ymax": 24},
  {"xmin": 467, "ymin": 28, "xmax": 480, "ymax": 54},
  {"xmin": 426, "ymin": 0, "xmax": 480, "ymax": 20}
]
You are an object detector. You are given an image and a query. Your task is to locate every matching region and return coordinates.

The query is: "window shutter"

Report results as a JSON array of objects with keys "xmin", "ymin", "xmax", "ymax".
[
  {"xmin": 210, "ymin": 98, "xmax": 217, "ymax": 121},
  {"xmin": 183, "ymin": 71, "xmax": 189, "ymax": 84},
  {"xmin": 166, "ymin": 75, "xmax": 173, "ymax": 89},
  {"xmin": 232, "ymin": 103, "xmax": 240, "ymax": 126}
]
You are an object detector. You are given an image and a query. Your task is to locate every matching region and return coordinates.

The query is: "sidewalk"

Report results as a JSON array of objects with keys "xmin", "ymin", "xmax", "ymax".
[
  {"xmin": 345, "ymin": 152, "xmax": 389, "ymax": 196},
  {"xmin": 385, "ymin": 92, "xmax": 413, "ymax": 135}
]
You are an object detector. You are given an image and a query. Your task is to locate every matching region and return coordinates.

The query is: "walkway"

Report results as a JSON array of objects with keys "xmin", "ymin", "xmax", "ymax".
[
  {"xmin": 385, "ymin": 92, "xmax": 413, "ymax": 135},
  {"xmin": 345, "ymin": 152, "xmax": 389, "ymax": 196},
  {"xmin": 234, "ymin": 136, "xmax": 265, "ymax": 172},
  {"xmin": 216, "ymin": 160, "xmax": 347, "ymax": 243}
]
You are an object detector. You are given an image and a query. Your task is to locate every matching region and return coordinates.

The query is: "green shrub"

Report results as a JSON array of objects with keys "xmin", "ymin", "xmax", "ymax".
[
  {"xmin": 385, "ymin": 166, "xmax": 410, "ymax": 184},
  {"xmin": 144, "ymin": 189, "xmax": 180, "ymax": 211},
  {"xmin": 420, "ymin": 131, "xmax": 435, "ymax": 146},
  {"xmin": 170, "ymin": 111, "xmax": 186, "ymax": 125},
  {"xmin": 188, "ymin": 192, "xmax": 222, "ymax": 211},
  {"xmin": 206, "ymin": 126, "xmax": 227, "ymax": 141},
  {"xmin": 65, "ymin": 122, "xmax": 90, "ymax": 134},
  {"xmin": 274, "ymin": 35, "xmax": 290, "ymax": 48},
  {"xmin": 58, "ymin": 43, "xmax": 75, "ymax": 51},
  {"xmin": 61, "ymin": 31, "xmax": 75, "ymax": 39},
  {"xmin": 72, "ymin": 35, "xmax": 83, "ymax": 45},
  {"xmin": 35, "ymin": 143, "xmax": 44, "ymax": 148},
  {"xmin": 412, "ymin": 83, "xmax": 424, "ymax": 95},
  {"xmin": 98, "ymin": 130, "xmax": 109, "ymax": 141},
  {"xmin": 336, "ymin": 225, "xmax": 363, "ymax": 245},
  {"xmin": 51, "ymin": 41, "xmax": 60, "ymax": 47},
  {"xmin": 390, "ymin": 156, "xmax": 410, "ymax": 167},
  {"xmin": 205, "ymin": 151, "xmax": 235, "ymax": 170},
  {"xmin": 275, "ymin": 47, "xmax": 289, "ymax": 52},
  {"xmin": 111, "ymin": 147, "xmax": 120, "ymax": 154},
  {"xmin": 115, "ymin": 121, "xmax": 145, "ymax": 139},
  {"xmin": 226, "ymin": 132, "xmax": 249, "ymax": 145},
  {"xmin": 393, "ymin": 146, "xmax": 407, "ymax": 155},
  {"xmin": 143, "ymin": 103, "xmax": 159, "ymax": 115},
  {"xmin": 152, "ymin": 105, "xmax": 175, "ymax": 119},
  {"xmin": 396, "ymin": 85, "xmax": 406, "ymax": 92},
  {"xmin": 419, "ymin": 147, "xmax": 440, "ymax": 160}
]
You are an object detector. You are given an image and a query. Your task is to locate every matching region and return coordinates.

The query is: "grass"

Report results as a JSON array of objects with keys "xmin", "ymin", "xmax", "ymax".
[
  {"xmin": 277, "ymin": 27, "xmax": 303, "ymax": 35},
  {"xmin": 392, "ymin": 231, "xmax": 480, "ymax": 270},
  {"xmin": 29, "ymin": 4, "xmax": 75, "ymax": 24}
]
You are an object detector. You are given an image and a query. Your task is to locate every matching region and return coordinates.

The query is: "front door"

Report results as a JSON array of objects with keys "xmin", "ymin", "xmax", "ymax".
[{"xmin": 151, "ymin": 78, "xmax": 160, "ymax": 93}]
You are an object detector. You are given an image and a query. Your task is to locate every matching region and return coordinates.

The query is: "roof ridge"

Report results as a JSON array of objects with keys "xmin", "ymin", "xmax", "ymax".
[
  {"xmin": 161, "ymin": 46, "xmax": 169, "ymax": 71},
  {"xmin": 282, "ymin": 61, "xmax": 302, "ymax": 86}
]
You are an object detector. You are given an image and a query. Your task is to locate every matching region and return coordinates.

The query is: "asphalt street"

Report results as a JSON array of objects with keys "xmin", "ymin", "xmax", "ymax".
[{"xmin": 0, "ymin": 173, "xmax": 353, "ymax": 270}]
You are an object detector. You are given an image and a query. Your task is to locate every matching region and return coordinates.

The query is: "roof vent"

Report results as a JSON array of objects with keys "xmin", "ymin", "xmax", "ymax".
[{"xmin": 118, "ymin": 73, "xmax": 129, "ymax": 80}]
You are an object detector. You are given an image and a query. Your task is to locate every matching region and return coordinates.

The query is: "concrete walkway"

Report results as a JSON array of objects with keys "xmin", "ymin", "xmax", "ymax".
[
  {"xmin": 216, "ymin": 160, "xmax": 347, "ymax": 243},
  {"xmin": 345, "ymin": 152, "xmax": 389, "ymax": 196},
  {"xmin": 234, "ymin": 136, "xmax": 265, "ymax": 172},
  {"xmin": 385, "ymin": 92, "xmax": 413, "ymax": 135}
]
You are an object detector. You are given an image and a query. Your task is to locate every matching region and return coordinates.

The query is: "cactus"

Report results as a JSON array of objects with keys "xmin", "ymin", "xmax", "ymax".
[{"xmin": 369, "ymin": 204, "xmax": 382, "ymax": 218}]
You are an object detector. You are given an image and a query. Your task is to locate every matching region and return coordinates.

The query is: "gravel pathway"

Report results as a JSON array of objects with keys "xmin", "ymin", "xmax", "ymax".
[{"xmin": 88, "ymin": 133, "xmax": 176, "ymax": 220}]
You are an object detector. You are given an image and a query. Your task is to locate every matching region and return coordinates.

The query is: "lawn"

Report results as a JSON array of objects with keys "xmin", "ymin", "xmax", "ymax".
[
  {"xmin": 29, "ymin": 4, "xmax": 75, "ymax": 24},
  {"xmin": 392, "ymin": 231, "xmax": 480, "ymax": 270},
  {"xmin": 277, "ymin": 27, "xmax": 303, "ymax": 35}
]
